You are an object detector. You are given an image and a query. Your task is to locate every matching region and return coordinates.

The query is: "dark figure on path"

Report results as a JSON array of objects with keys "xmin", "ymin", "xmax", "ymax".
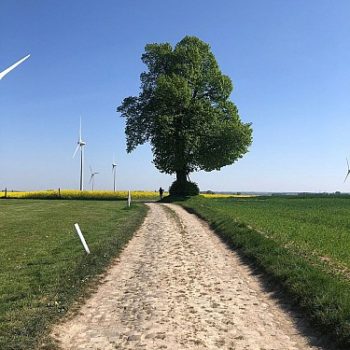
[{"xmin": 159, "ymin": 187, "xmax": 164, "ymax": 200}]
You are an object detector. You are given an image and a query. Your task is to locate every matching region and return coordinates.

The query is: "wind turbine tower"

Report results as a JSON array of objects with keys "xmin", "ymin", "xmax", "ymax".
[
  {"xmin": 73, "ymin": 118, "xmax": 86, "ymax": 191},
  {"xmin": 112, "ymin": 158, "xmax": 117, "ymax": 192},
  {"xmin": 89, "ymin": 166, "xmax": 99, "ymax": 191}
]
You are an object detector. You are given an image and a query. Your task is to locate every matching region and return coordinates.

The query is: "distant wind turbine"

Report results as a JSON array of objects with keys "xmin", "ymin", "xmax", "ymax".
[
  {"xmin": 0, "ymin": 54, "xmax": 30, "ymax": 80},
  {"xmin": 112, "ymin": 157, "xmax": 117, "ymax": 192},
  {"xmin": 73, "ymin": 118, "xmax": 86, "ymax": 191},
  {"xmin": 344, "ymin": 158, "xmax": 350, "ymax": 183},
  {"xmin": 89, "ymin": 166, "xmax": 99, "ymax": 191}
]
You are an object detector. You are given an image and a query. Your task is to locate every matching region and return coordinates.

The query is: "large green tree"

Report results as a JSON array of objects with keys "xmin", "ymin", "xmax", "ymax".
[{"xmin": 117, "ymin": 36, "xmax": 252, "ymax": 195}]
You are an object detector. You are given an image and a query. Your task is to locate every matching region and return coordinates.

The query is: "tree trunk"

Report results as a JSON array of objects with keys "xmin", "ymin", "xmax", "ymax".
[
  {"xmin": 176, "ymin": 169, "xmax": 187, "ymax": 185},
  {"xmin": 171, "ymin": 169, "xmax": 198, "ymax": 196}
]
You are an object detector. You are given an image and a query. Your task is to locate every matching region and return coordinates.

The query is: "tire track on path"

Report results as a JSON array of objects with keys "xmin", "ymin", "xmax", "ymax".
[{"xmin": 52, "ymin": 203, "xmax": 323, "ymax": 350}]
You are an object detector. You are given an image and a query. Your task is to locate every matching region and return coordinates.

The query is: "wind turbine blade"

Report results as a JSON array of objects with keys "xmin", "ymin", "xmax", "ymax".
[
  {"xmin": 89, "ymin": 166, "xmax": 93, "ymax": 174},
  {"xmin": 79, "ymin": 117, "xmax": 82, "ymax": 142},
  {"xmin": 344, "ymin": 172, "xmax": 350, "ymax": 183},
  {"xmin": 89, "ymin": 175, "xmax": 93, "ymax": 184},
  {"xmin": 72, "ymin": 144, "xmax": 79, "ymax": 158},
  {"xmin": 0, "ymin": 54, "xmax": 30, "ymax": 80},
  {"xmin": 347, "ymin": 158, "xmax": 349, "ymax": 170}
]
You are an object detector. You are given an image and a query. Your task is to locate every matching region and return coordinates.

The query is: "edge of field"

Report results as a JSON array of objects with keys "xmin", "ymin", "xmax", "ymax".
[
  {"xmin": 44, "ymin": 203, "xmax": 148, "ymax": 349},
  {"xmin": 45, "ymin": 204, "xmax": 148, "ymax": 350},
  {"xmin": 175, "ymin": 197, "xmax": 350, "ymax": 349}
]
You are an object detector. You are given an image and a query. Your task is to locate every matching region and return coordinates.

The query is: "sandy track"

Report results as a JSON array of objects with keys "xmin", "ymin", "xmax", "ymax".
[{"xmin": 52, "ymin": 203, "xmax": 321, "ymax": 350}]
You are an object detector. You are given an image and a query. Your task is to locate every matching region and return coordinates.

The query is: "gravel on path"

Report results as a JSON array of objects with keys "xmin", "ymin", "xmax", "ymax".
[{"xmin": 52, "ymin": 203, "xmax": 323, "ymax": 350}]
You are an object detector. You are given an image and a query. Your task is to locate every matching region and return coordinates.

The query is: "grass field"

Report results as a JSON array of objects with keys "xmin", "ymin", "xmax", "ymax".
[
  {"xmin": 179, "ymin": 195, "xmax": 350, "ymax": 348},
  {"xmin": 0, "ymin": 199, "xmax": 147, "ymax": 350},
  {"xmin": 195, "ymin": 195, "xmax": 350, "ymax": 268}
]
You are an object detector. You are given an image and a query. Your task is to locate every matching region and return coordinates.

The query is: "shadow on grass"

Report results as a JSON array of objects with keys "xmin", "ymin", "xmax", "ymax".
[{"xmin": 158, "ymin": 195, "xmax": 192, "ymax": 203}]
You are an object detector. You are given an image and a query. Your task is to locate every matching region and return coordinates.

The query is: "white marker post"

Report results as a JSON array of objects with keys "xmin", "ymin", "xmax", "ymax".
[
  {"xmin": 128, "ymin": 190, "xmax": 131, "ymax": 207},
  {"xmin": 74, "ymin": 223, "xmax": 90, "ymax": 254}
]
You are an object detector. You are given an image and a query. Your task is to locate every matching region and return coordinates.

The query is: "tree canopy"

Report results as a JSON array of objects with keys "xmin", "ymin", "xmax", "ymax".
[{"xmin": 117, "ymin": 36, "xmax": 253, "ymax": 195}]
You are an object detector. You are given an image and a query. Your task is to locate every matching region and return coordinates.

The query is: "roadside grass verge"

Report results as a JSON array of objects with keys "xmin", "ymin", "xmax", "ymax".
[
  {"xmin": 176, "ymin": 195, "xmax": 350, "ymax": 348},
  {"xmin": 0, "ymin": 199, "xmax": 147, "ymax": 350},
  {"xmin": 0, "ymin": 190, "xmax": 166, "ymax": 201}
]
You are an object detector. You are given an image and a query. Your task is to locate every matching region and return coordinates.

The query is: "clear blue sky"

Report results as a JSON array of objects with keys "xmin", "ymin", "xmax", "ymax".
[{"xmin": 1, "ymin": 0, "xmax": 349, "ymax": 192}]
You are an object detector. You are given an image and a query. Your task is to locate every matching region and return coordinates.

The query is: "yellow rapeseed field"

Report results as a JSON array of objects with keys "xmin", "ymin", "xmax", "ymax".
[
  {"xmin": 1, "ymin": 190, "xmax": 252, "ymax": 200},
  {"xmin": 0, "ymin": 190, "xmax": 166, "ymax": 200},
  {"xmin": 201, "ymin": 193, "xmax": 254, "ymax": 198}
]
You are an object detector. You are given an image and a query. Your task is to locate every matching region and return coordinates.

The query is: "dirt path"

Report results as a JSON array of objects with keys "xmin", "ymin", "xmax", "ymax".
[{"xmin": 52, "ymin": 203, "xmax": 322, "ymax": 350}]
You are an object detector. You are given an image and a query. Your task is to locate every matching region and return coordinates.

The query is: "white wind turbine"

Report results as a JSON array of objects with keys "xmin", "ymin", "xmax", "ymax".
[
  {"xmin": 0, "ymin": 54, "xmax": 30, "ymax": 80},
  {"xmin": 344, "ymin": 158, "xmax": 350, "ymax": 183},
  {"xmin": 89, "ymin": 166, "xmax": 99, "ymax": 191},
  {"xmin": 112, "ymin": 157, "xmax": 117, "ymax": 192},
  {"xmin": 73, "ymin": 118, "xmax": 86, "ymax": 191}
]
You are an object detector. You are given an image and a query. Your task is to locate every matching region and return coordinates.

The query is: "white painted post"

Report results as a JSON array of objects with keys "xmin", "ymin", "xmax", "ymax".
[
  {"xmin": 128, "ymin": 190, "xmax": 131, "ymax": 207},
  {"xmin": 74, "ymin": 223, "xmax": 90, "ymax": 254}
]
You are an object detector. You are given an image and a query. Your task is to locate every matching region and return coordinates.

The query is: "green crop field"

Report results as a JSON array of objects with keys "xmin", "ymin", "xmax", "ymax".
[
  {"xmin": 188, "ymin": 195, "xmax": 350, "ymax": 269},
  {"xmin": 0, "ymin": 199, "xmax": 147, "ymax": 350},
  {"xmin": 179, "ymin": 195, "xmax": 350, "ymax": 348}
]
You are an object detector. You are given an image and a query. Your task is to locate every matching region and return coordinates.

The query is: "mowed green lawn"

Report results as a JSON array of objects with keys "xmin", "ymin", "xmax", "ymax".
[
  {"xmin": 0, "ymin": 199, "xmax": 147, "ymax": 350},
  {"xmin": 180, "ymin": 195, "xmax": 350, "ymax": 347}
]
